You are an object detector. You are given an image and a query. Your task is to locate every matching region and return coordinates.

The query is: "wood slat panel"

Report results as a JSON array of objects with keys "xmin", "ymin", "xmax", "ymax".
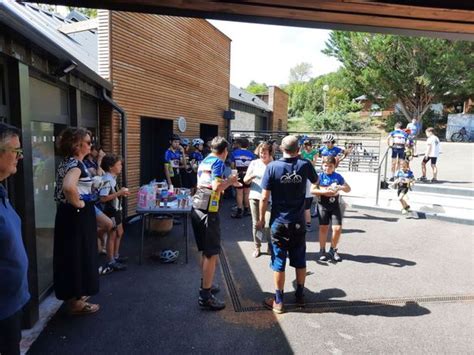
[{"xmin": 104, "ymin": 12, "xmax": 230, "ymax": 213}]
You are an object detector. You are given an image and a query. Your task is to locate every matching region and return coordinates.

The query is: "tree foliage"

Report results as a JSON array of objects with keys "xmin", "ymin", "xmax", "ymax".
[
  {"xmin": 245, "ymin": 81, "xmax": 268, "ymax": 95},
  {"xmin": 289, "ymin": 62, "xmax": 313, "ymax": 83},
  {"xmin": 323, "ymin": 32, "xmax": 474, "ymax": 122}
]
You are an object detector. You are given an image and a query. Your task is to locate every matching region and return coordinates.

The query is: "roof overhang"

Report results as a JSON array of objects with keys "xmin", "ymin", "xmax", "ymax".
[
  {"xmin": 0, "ymin": 1, "xmax": 112, "ymax": 91},
  {"xmin": 37, "ymin": 0, "xmax": 474, "ymax": 41}
]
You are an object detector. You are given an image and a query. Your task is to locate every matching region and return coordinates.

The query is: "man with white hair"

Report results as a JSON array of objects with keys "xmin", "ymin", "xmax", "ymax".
[
  {"xmin": 0, "ymin": 122, "xmax": 30, "ymax": 355},
  {"xmin": 257, "ymin": 135, "xmax": 318, "ymax": 313}
]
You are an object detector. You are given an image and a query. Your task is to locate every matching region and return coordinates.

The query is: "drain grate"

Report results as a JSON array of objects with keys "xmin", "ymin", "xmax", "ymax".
[{"xmin": 219, "ymin": 246, "xmax": 474, "ymax": 313}]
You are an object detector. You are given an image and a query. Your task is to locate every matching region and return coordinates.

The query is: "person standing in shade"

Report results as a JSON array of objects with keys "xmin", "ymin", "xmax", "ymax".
[
  {"xmin": 230, "ymin": 138, "xmax": 255, "ymax": 218},
  {"xmin": 0, "ymin": 123, "xmax": 29, "ymax": 355},
  {"xmin": 243, "ymin": 141, "xmax": 273, "ymax": 258},
  {"xmin": 419, "ymin": 127, "xmax": 440, "ymax": 183},
  {"xmin": 191, "ymin": 137, "xmax": 239, "ymax": 310},
  {"xmin": 257, "ymin": 135, "xmax": 318, "ymax": 313},
  {"xmin": 53, "ymin": 128, "xmax": 100, "ymax": 315},
  {"xmin": 164, "ymin": 134, "xmax": 185, "ymax": 188}
]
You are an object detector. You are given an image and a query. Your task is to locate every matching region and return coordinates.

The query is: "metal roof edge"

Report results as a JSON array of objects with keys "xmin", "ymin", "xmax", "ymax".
[{"xmin": 0, "ymin": 1, "xmax": 112, "ymax": 91}]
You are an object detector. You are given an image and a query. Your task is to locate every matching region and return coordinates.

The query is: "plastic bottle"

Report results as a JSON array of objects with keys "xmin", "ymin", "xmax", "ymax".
[
  {"xmin": 137, "ymin": 186, "xmax": 147, "ymax": 209},
  {"xmin": 146, "ymin": 184, "xmax": 156, "ymax": 209}
]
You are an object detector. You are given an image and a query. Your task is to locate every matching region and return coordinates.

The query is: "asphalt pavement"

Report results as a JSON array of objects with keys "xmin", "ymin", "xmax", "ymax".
[{"xmin": 28, "ymin": 200, "xmax": 474, "ymax": 354}]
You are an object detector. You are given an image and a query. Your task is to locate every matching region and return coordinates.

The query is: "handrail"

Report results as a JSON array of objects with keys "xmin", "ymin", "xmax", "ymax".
[{"xmin": 375, "ymin": 146, "xmax": 391, "ymax": 206}]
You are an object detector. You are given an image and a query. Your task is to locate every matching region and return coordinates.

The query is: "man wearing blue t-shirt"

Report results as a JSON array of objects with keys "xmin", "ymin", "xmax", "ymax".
[
  {"xmin": 191, "ymin": 137, "xmax": 238, "ymax": 311},
  {"xmin": 258, "ymin": 135, "xmax": 318, "ymax": 313},
  {"xmin": 0, "ymin": 123, "xmax": 30, "ymax": 355}
]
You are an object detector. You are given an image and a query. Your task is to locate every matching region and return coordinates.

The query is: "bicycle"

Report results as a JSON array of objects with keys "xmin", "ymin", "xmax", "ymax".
[{"xmin": 451, "ymin": 127, "xmax": 470, "ymax": 142}]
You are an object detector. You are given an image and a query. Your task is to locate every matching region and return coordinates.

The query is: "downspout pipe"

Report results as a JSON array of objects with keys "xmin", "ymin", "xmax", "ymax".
[{"xmin": 102, "ymin": 88, "xmax": 128, "ymax": 218}]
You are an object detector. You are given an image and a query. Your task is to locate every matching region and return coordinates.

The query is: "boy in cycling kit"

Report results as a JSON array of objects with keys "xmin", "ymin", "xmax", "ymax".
[
  {"xmin": 387, "ymin": 122, "xmax": 408, "ymax": 181},
  {"xmin": 191, "ymin": 137, "xmax": 238, "ymax": 311},
  {"xmin": 164, "ymin": 134, "xmax": 185, "ymax": 188},
  {"xmin": 230, "ymin": 138, "xmax": 255, "ymax": 218},
  {"xmin": 393, "ymin": 160, "xmax": 415, "ymax": 214},
  {"xmin": 312, "ymin": 156, "xmax": 351, "ymax": 262},
  {"xmin": 406, "ymin": 118, "xmax": 419, "ymax": 155},
  {"xmin": 258, "ymin": 135, "xmax": 318, "ymax": 313},
  {"xmin": 419, "ymin": 127, "xmax": 440, "ymax": 183}
]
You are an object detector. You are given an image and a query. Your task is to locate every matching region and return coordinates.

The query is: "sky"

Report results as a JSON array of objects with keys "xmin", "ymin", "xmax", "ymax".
[{"xmin": 209, "ymin": 20, "xmax": 341, "ymax": 89}]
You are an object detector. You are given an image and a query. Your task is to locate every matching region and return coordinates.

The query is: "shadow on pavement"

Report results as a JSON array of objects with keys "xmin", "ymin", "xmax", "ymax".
[
  {"xmin": 342, "ymin": 228, "xmax": 366, "ymax": 234},
  {"xmin": 283, "ymin": 286, "xmax": 430, "ymax": 317},
  {"xmin": 324, "ymin": 253, "xmax": 416, "ymax": 267},
  {"xmin": 345, "ymin": 213, "xmax": 399, "ymax": 222}
]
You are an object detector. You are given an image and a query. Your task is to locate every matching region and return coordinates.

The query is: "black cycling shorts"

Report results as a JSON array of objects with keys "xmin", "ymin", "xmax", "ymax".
[
  {"xmin": 317, "ymin": 205, "xmax": 343, "ymax": 226},
  {"xmin": 391, "ymin": 147, "xmax": 405, "ymax": 159},
  {"xmin": 191, "ymin": 208, "xmax": 221, "ymax": 257},
  {"xmin": 423, "ymin": 156, "xmax": 437, "ymax": 165},
  {"xmin": 236, "ymin": 171, "xmax": 251, "ymax": 189},
  {"xmin": 304, "ymin": 197, "xmax": 313, "ymax": 210}
]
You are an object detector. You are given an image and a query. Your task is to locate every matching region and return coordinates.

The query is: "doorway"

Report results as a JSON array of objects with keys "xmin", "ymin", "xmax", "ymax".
[
  {"xmin": 200, "ymin": 123, "xmax": 218, "ymax": 142},
  {"xmin": 140, "ymin": 117, "xmax": 173, "ymax": 184}
]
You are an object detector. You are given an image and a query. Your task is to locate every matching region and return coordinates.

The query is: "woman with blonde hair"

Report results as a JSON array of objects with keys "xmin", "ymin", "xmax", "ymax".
[
  {"xmin": 53, "ymin": 127, "xmax": 100, "ymax": 315},
  {"xmin": 244, "ymin": 141, "xmax": 273, "ymax": 258}
]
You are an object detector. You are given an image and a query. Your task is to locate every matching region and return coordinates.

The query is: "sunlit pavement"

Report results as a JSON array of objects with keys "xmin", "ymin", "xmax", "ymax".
[{"xmin": 27, "ymin": 200, "xmax": 474, "ymax": 354}]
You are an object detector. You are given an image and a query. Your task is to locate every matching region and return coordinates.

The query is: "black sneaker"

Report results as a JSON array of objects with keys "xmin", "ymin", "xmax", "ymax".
[
  {"xmin": 200, "ymin": 285, "xmax": 220, "ymax": 295},
  {"xmin": 389, "ymin": 177, "xmax": 395, "ymax": 182},
  {"xmin": 199, "ymin": 294, "xmax": 226, "ymax": 311},
  {"xmin": 329, "ymin": 248, "xmax": 342, "ymax": 262},
  {"xmin": 107, "ymin": 261, "xmax": 127, "ymax": 271},
  {"xmin": 243, "ymin": 208, "xmax": 251, "ymax": 217},
  {"xmin": 115, "ymin": 255, "xmax": 129, "ymax": 263},
  {"xmin": 431, "ymin": 178, "xmax": 438, "ymax": 183},
  {"xmin": 231, "ymin": 209, "xmax": 243, "ymax": 218},
  {"xmin": 417, "ymin": 176, "xmax": 427, "ymax": 182},
  {"xmin": 318, "ymin": 249, "xmax": 328, "ymax": 262}
]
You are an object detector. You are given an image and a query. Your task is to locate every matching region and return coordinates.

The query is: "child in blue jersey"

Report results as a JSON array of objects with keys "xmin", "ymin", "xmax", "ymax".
[
  {"xmin": 312, "ymin": 156, "xmax": 351, "ymax": 262},
  {"xmin": 189, "ymin": 138, "xmax": 205, "ymax": 193},
  {"xmin": 394, "ymin": 160, "xmax": 415, "ymax": 214},
  {"xmin": 164, "ymin": 134, "xmax": 185, "ymax": 188},
  {"xmin": 317, "ymin": 133, "xmax": 350, "ymax": 168},
  {"xmin": 191, "ymin": 137, "xmax": 239, "ymax": 311},
  {"xmin": 230, "ymin": 137, "xmax": 255, "ymax": 218},
  {"xmin": 387, "ymin": 122, "xmax": 409, "ymax": 181}
]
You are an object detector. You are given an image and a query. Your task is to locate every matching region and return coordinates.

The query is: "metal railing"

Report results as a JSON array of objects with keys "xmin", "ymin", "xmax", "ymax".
[
  {"xmin": 230, "ymin": 130, "xmax": 382, "ymax": 173},
  {"xmin": 375, "ymin": 146, "xmax": 391, "ymax": 206}
]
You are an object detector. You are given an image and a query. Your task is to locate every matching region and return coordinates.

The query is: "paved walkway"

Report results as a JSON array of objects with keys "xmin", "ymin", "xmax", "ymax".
[{"xmin": 28, "ymin": 201, "xmax": 474, "ymax": 354}]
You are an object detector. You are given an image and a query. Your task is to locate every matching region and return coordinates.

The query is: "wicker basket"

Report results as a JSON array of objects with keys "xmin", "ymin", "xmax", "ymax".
[{"xmin": 149, "ymin": 214, "xmax": 173, "ymax": 236}]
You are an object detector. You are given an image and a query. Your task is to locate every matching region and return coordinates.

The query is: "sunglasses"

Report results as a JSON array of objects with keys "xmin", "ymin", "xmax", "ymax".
[{"xmin": 0, "ymin": 147, "xmax": 23, "ymax": 158}]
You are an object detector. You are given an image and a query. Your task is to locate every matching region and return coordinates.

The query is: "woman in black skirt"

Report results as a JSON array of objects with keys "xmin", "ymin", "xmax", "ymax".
[{"xmin": 54, "ymin": 127, "xmax": 100, "ymax": 315}]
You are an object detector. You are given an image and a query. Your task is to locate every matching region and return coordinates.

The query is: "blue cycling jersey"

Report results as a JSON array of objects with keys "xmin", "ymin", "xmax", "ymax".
[
  {"xmin": 230, "ymin": 149, "xmax": 255, "ymax": 172},
  {"xmin": 197, "ymin": 155, "xmax": 225, "ymax": 188},
  {"xmin": 318, "ymin": 146, "xmax": 343, "ymax": 157}
]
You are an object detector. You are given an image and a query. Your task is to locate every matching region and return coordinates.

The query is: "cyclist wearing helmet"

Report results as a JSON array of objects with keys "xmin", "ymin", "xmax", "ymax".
[
  {"xmin": 164, "ymin": 134, "xmax": 185, "ymax": 188},
  {"xmin": 317, "ymin": 134, "xmax": 350, "ymax": 167},
  {"xmin": 189, "ymin": 138, "xmax": 205, "ymax": 192}
]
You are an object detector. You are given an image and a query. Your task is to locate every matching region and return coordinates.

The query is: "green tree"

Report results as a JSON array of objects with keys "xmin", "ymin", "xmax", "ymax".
[
  {"xmin": 324, "ymin": 32, "xmax": 474, "ymax": 122},
  {"xmin": 245, "ymin": 81, "xmax": 268, "ymax": 95},
  {"xmin": 289, "ymin": 62, "xmax": 312, "ymax": 83},
  {"xmin": 66, "ymin": 7, "xmax": 98, "ymax": 18}
]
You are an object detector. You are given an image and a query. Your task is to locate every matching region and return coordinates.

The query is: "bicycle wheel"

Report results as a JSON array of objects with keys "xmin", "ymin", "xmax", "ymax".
[
  {"xmin": 451, "ymin": 132, "xmax": 463, "ymax": 142},
  {"xmin": 462, "ymin": 134, "xmax": 470, "ymax": 142}
]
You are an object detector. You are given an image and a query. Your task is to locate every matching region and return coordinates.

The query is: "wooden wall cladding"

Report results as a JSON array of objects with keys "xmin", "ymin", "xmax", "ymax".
[{"xmin": 108, "ymin": 12, "xmax": 231, "ymax": 212}]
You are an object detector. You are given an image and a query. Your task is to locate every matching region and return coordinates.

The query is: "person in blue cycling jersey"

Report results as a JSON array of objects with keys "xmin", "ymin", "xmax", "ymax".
[
  {"xmin": 406, "ymin": 118, "xmax": 419, "ymax": 155},
  {"xmin": 189, "ymin": 138, "xmax": 205, "ymax": 193},
  {"xmin": 387, "ymin": 122, "xmax": 409, "ymax": 181},
  {"xmin": 230, "ymin": 138, "xmax": 256, "ymax": 218},
  {"xmin": 316, "ymin": 133, "xmax": 351, "ymax": 168},
  {"xmin": 312, "ymin": 156, "xmax": 351, "ymax": 262},
  {"xmin": 164, "ymin": 134, "xmax": 185, "ymax": 188},
  {"xmin": 393, "ymin": 160, "xmax": 415, "ymax": 215}
]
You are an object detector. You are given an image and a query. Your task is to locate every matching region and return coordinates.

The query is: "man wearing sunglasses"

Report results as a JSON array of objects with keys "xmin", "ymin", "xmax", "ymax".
[{"xmin": 0, "ymin": 122, "xmax": 29, "ymax": 355}]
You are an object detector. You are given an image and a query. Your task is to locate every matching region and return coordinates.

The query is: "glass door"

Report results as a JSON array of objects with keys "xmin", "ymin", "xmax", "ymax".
[{"xmin": 31, "ymin": 121, "xmax": 65, "ymax": 296}]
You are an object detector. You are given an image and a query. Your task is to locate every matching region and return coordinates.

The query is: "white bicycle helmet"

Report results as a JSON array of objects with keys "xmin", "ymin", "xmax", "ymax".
[
  {"xmin": 192, "ymin": 138, "xmax": 204, "ymax": 147},
  {"xmin": 180, "ymin": 138, "xmax": 190, "ymax": 146},
  {"xmin": 322, "ymin": 133, "xmax": 336, "ymax": 143},
  {"xmin": 159, "ymin": 249, "xmax": 179, "ymax": 263}
]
